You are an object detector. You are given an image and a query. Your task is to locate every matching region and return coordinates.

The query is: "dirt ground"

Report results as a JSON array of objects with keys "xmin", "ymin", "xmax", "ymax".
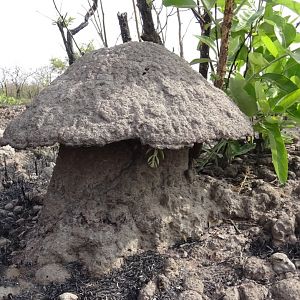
[{"xmin": 0, "ymin": 105, "xmax": 300, "ymax": 300}]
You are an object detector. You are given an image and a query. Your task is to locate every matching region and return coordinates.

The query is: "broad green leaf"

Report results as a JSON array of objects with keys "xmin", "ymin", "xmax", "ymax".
[
  {"xmin": 262, "ymin": 122, "xmax": 288, "ymax": 184},
  {"xmin": 265, "ymin": 14, "xmax": 285, "ymax": 28},
  {"xmin": 202, "ymin": 0, "xmax": 216, "ymax": 10},
  {"xmin": 283, "ymin": 24, "xmax": 296, "ymax": 47},
  {"xmin": 294, "ymin": 33, "xmax": 300, "ymax": 43},
  {"xmin": 287, "ymin": 104, "xmax": 300, "ymax": 123},
  {"xmin": 268, "ymin": 0, "xmax": 300, "ymax": 15},
  {"xmin": 229, "ymin": 75, "xmax": 258, "ymax": 117},
  {"xmin": 255, "ymin": 81, "xmax": 266, "ymax": 100},
  {"xmin": 261, "ymin": 73, "xmax": 298, "ymax": 93},
  {"xmin": 289, "ymin": 48, "xmax": 300, "ymax": 64},
  {"xmin": 275, "ymin": 23, "xmax": 296, "ymax": 48},
  {"xmin": 248, "ymin": 52, "xmax": 268, "ymax": 68},
  {"xmin": 227, "ymin": 141, "xmax": 256, "ymax": 159},
  {"xmin": 190, "ymin": 58, "xmax": 213, "ymax": 65},
  {"xmin": 260, "ymin": 34, "xmax": 278, "ymax": 57},
  {"xmin": 258, "ymin": 99, "xmax": 271, "ymax": 113},
  {"xmin": 228, "ymin": 36, "xmax": 241, "ymax": 57},
  {"xmin": 290, "ymin": 76, "xmax": 300, "ymax": 87},
  {"xmin": 264, "ymin": 56, "xmax": 285, "ymax": 74},
  {"xmin": 285, "ymin": 57, "xmax": 300, "ymax": 78},
  {"xmin": 232, "ymin": 6, "xmax": 264, "ymax": 32},
  {"xmin": 259, "ymin": 21, "xmax": 276, "ymax": 37},
  {"xmin": 254, "ymin": 81, "xmax": 270, "ymax": 113},
  {"xmin": 195, "ymin": 35, "xmax": 218, "ymax": 56},
  {"xmin": 273, "ymin": 88, "xmax": 300, "ymax": 112},
  {"xmin": 162, "ymin": 0, "xmax": 196, "ymax": 7}
]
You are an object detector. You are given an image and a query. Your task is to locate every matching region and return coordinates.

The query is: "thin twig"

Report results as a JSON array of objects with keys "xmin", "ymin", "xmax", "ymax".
[
  {"xmin": 132, "ymin": 0, "xmax": 141, "ymax": 41},
  {"xmin": 215, "ymin": 4, "xmax": 220, "ymax": 57},
  {"xmin": 177, "ymin": 8, "xmax": 184, "ymax": 58},
  {"xmin": 99, "ymin": 0, "xmax": 108, "ymax": 47},
  {"xmin": 52, "ymin": 0, "xmax": 83, "ymax": 62},
  {"xmin": 86, "ymin": 0, "xmax": 106, "ymax": 47}
]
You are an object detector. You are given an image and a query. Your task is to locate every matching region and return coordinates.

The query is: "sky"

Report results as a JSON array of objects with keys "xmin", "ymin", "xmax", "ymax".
[{"xmin": 0, "ymin": 0, "xmax": 199, "ymax": 71}]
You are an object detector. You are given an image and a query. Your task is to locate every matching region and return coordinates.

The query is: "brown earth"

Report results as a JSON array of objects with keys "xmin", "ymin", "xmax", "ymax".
[{"xmin": 0, "ymin": 105, "xmax": 300, "ymax": 300}]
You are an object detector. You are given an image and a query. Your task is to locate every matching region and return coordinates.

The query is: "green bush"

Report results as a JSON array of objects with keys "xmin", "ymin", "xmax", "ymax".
[{"xmin": 0, "ymin": 93, "xmax": 29, "ymax": 106}]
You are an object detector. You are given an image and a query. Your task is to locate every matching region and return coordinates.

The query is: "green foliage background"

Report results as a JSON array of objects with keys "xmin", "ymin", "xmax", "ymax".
[{"xmin": 164, "ymin": 0, "xmax": 300, "ymax": 184}]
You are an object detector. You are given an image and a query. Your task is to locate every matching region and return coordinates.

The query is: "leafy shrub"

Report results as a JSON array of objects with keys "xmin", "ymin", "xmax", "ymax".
[
  {"xmin": 0, "ymin": 93, "xmax": 29, "ymax": 106},
  {"xmin": 164, "ymin": 0, "xmax": 300, "ymax": 184}
]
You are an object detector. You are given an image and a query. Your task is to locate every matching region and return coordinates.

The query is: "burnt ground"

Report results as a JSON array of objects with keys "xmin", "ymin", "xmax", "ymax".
[{"xmin": 0, "ymin": 105, "xmax": 300, "ymax": 300}]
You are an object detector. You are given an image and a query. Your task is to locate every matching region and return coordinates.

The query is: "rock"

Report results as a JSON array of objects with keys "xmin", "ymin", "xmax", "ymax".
[
  {"xmin": 0, "ymin": 238, "xmax": 11, "ymax": 248},
  {"xmin": 4, "ymin": 203, "xmax": 14, "ymax": 210},
  {"xmin": 244, "ymin": 257, "xmax": 275, "ymax": 282},
  {"xmin": 31, "ymin": 194, "xmax": 44, "ymax": 205},
  {"xmin": 183, "ymin": 276, "xmax": 204, "ymax": 294},
  {"xmin": 138, "ymin": 280, "xmax": 157, "ymax": 300},
  {"xmin": 255, "ymin": 184, "xmax": 281, "ymax": 205},
  {"xmin": 0, "ymin": 286, "xmax": 21, "ymax": 298},
  {"xmin": 16, "ymin": 218, "xmax": 25, "ymax": 225},
  {"xmin": 289, "ymin": 171, "xmax": 296, "ymax": 180},
  {"xmin": 222, "ymin": 286, "xmax": 239, "ymax": 300},
  {"xmin": 58, "ymin": 292, "xmax": 78, "ymax": 300},
  {"xmin": 238, "ymin": 282, "xmax": 269, "ymax": 300},
  {"xmin": 164, "ymin": 257, "xmax": 179, "ymax": 278},
  {"xmin": 257, "ymin": 166, "xmax": 277, "ymax": 182},
  {"xmin": 4, "ymin": 265, "xmax": 21, "ymax": 280},
  {"xmin": 44, "ymin": 166, "xmax": 54, "ymax": 178},
  {"xmin": 271, "ymin": 278, "xmax": 300, "ymax": 300},
  {"xmin": 35, "ymin": 263, "xmax": 71, "ymax": 284},
  {"xmin": 11, "ymin": 199, "xmax": 19, "ymax": 206},
  {"xmin": 0, "ymin": 145, "xmax": 15, "ymax": 157},
  {"xmin": 157, "ymin": 275, "xmax": 171, "ymax": 291},
  {"xmin": 271, "ymin": 213, "xmax": 296, "ymax": 245},
  {"xmin": 224, "ymin": 164, "xmax": 239, "ymax": 178},
  {"xmin": 32, "ymin": 205, "xmax": 42, "ymax": 213},
  {"xmin": 13, "ymin": 206, "xmax": 23, "ymax": 214},
  {"xmin": 0, "ymin": 209, "xmax": 8, "ymax": 217},
  {"xmin": 178, "ymin": 290, "xmax": 202, "ymax": 300},
  {"xmin": 270, "ymin": 253, "xmax": 296, "ymax": 274},
  {"xmin": 293, "ymin": 186, "xmax": 300, "ymax": 196}
]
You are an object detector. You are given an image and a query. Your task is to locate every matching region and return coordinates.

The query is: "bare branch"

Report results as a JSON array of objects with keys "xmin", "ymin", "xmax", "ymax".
[
  {"xmin": 53, "ymin": 0, "xmax": 99, "ymax": 65},
  {"xmin": 176, "ymin": 9, "xmax": 184, "ymax": 58},
  {"xmin": 87, "ymin": 0, "xmax": 107, "ymax": 47},
  {"xmin": 132, "ymin": 0, "xmax": 141, "ymax": 42},
  {"xmin": 52, "ymin": 0, "xmax": 83, "ymax": 64},
  {"xmin": 99, "ymin": 0, "xmax": 108, "ymax": 47}
]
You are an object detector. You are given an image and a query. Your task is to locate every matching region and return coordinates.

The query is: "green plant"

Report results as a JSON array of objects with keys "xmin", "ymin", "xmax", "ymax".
[
  {"xmin": 146, "ymin": 148, "xmax": 165, "ymax": 168},
  {"xmin": 164, "ymin": 0, "xmax": 300, "ymax": 184},
  {"xmin": 197, "ymin": 139, "xmax": 256, "ymax": 170},
  {"xmin": 0, "ymin": 93, "xmax": 28, "ymax": 105}
]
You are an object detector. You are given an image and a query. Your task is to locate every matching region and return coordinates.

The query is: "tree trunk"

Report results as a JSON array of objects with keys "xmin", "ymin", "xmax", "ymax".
[
  {"xmin": 214, "ymin": 0, "xmax": 235, "ymax": 89},
  {"xmin": 117, "ymin": 12, "xmax": 132, "ymax": 43},
  {"xmin": 199, "ymin": 12, "xmax": 211, "ymax": 79},
  {"xmin": 136, "ymin": 0, "xmax": 162, "ymax": 44}
]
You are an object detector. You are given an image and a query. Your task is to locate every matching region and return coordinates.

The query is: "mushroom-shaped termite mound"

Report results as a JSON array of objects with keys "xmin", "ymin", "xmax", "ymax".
[{"xmin": 3, "ymin": 42, "xmax": 252, "ymax": 276}]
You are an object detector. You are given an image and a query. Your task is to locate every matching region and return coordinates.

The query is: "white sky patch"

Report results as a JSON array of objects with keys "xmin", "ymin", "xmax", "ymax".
[
  {"xmin": 1, "ymin": 1, "xmax": 297, "ymax": 72},
  {"xmin": 0, "ymin": 0, "xmax": 200, "ymax": 71}
]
